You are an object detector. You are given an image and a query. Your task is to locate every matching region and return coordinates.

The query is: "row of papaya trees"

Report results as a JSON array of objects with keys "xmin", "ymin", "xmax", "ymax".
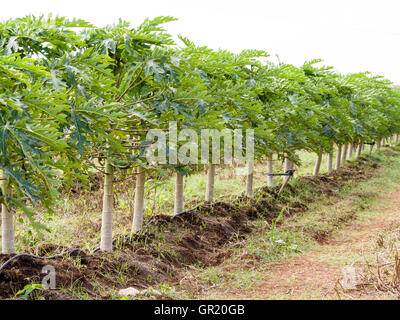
[{"xmin": 0, "ymin": 15, "xmax": 399, "ymax": 253}]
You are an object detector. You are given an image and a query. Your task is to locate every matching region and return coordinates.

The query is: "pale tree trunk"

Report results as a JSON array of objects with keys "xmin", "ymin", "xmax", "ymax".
[
  {"xmin": 284, "ymin": 158, "xmax": 293, "ymax": 171},
  {"xmin": 356, "ymin": 143, "xmax": 362, "ymax": 157},
  {"xmin": 352, "ymin": 143, "xmax": 357, "ymax": 153},
  {"xmin": 341, "ymin": 145, "xmax": 348, "ymax": 162},
  {"xmin": 327, "ymin": 153, "xmax": 333, "ymax": 173},
  {"xmin": 100, "ymin": 160, "xmax": 114, "ymax": 252},
  {"xmin": 335, "ymin": 145, "xmax": 342, "ymax": 170},
  {"xmin": 232, "ymin": 158, "xmax": 237, "ymax": 168},
  {"xmin": 174, "ymin": 172, "xmax": 184, "ymax": 214},
  {"xmin": 132, "ymin": 168, "xmax": 146, "ymax": 233},
  {"xmin": 347, "ymin": 143, "xmax": 353, "ymax": 158},
  {"xmin": 205, "ymin": 163, "xmax": 215, "ymax": 202},
  {"xmin": 245, "ymin": 161, "xmax": 254, "ymax": 197},
  {"xmin": 267, "ymin": 156, "xmax": 274, "ymax": 187},
  {"xmin": 395, "ymin": 134, "xmax": 399, "ymax": 144},
  {"xmin": 369, "ymin": 144, "xmax": 374, "ymax": 153},
  {"xmin": 376, "ymin": 140, "xmax": 381, "ymax": 150},
  {"xmin": 313, "ymin": 154, "xmax": 322, "ymax": 176},
  {"xmin": 381, "ymin": 138, "xmax": 385, "ymax": 146},
  {"xmin": 1, "ymin": 171, "xmax": 15, "ymax": 254},
  {"xmin": 283, "ymin": 158, "xmax": 293, "ymax": 184}
]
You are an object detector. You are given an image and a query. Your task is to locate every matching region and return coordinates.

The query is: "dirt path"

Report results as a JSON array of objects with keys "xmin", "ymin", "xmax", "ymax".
[{"xmin": 223, "ymin": 188, "xmax": 400, "ymax": 299}]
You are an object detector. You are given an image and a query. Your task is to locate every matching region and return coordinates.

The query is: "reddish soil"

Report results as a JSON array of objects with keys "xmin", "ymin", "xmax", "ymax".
[{"xmin": 201, "ymin": 184, "xmax": 400, "ymax": 299}]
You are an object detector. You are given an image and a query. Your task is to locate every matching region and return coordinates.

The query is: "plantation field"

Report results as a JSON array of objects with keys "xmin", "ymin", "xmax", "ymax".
[
  {"xmin": 0, "ymin": 15, "xmax": 400, "ymax": 301},
  {"xmin": 1, "ymin": 145, "xmax": 399, "ymax": 299}
]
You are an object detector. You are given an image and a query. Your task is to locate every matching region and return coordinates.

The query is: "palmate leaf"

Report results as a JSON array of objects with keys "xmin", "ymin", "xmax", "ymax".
[
  {"xmin": 127, "ymin": 109, "xmax": 160, "ymax": 126},
  {"xmin": 69, "ymin": 108, "xmax": 93, "ymax": 153},
  {"xmin": 144, "ymin": 59, "xmax": 165, "ymax": 78},
  {"xmin": 0, "ymin": 122, "xmax": 11, "ymax": 155},
  {"xmin": 7, "ymin": 197, "xmax": 50, "ymax": 236},
  {"xmin": 22, "ymin": 99, "xmax": 67, "ymax": 124},
  {"xmin": 74, "ymin": 102, "xmax": 123, "ymax": 120},
  {"xmin": 18, "ymin": 127, "xmax": 67, "ymax": 152},
  {"xmin": 52, "ymin": 16, "xmax": 94, "ymax": 28},
  {"xmin": 4, "ymin": 36, "xmax": 19, "ymax": 55},
  {"xmin": 50, "ymin": 69, "xmax": 65, "ymax": 90},
  {"xmin": 12, "ymin": 130, "xmax": 55, "ymax": 191},
  {"xmin": 3, "ymin": 165, "xmax": 40, "ymax": 204},
  {"xmin": 100, "ymin": 38, "xmax": 116, "ymax": 55}
]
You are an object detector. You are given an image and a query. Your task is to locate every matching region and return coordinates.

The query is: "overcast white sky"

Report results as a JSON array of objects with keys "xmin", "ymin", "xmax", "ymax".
[{"xmin": 1, "ymin": 0, "xmax": 399, "ymax": 83}]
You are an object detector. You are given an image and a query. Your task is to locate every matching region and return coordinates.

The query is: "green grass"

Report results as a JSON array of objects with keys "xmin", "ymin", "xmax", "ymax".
[{"xmin": 282, "ymin": 150, "xmax": 400, "ymax": 246}]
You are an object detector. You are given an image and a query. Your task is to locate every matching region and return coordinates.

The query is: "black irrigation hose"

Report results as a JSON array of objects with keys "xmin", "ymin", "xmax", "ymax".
[
  {"xmin": 0, "ymin": 248, "xmax": 82, "ymax": 272},
  {"xmin": 265, "ymin": 169, "xmax": 296, "ymax": 177}
]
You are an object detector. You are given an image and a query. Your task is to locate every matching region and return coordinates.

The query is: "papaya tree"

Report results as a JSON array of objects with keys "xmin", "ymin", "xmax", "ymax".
[{"xmin": 0, "ymin": 53, "xmax": 73, "ymax": 253}]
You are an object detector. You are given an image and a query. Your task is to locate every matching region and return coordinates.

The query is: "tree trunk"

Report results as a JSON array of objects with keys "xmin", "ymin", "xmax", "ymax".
[
  {"xmin": 245, "ymin": 161, "xmax": 254, "ymax": 197},
  {"xmin": 327, "ymin": 153, "xmax": 333, "ymax": 173},
  {"xmin": 267, "ymin": 156, "xmax": 274, "ymax": 187},
  {"xmin": 205, "ymin": 163, "xmax": 215, "ymax": 202},
  {"xmin": 369, "ymin": 144, "xmax": 374, "ymax": 154},
  {"xmin": 356, "ymin": 143, "xmax": 362, "ymax": 157},
  {"xmin": 1, "ymin": 171, "xmax": 15, "ymax": 254},
  {"xmin": 313, "ymin": 154, "xmax": 322, "ymax": 176},
  {"xmin": 100, "ymin": 160, "xmax": 114, "ymax": 252},
  {"xmin": 335, "ymin": 145, "xmax": 342, "ymax": 170},
  {"xmin": 347, "ymin": 143, "xmax": 353, "ymax": 158},
  {"xmin": 376, "ymin": 140, "xmax": 381, "ymax": 150},
  {"xmin": 132, "ymin": 168, "xmax": 146, "ymax": 233},
  {"xmin": 395, "ymin": 134, "xmax": 399, "ymax": 144},
  {"xmin": 284, "ymin": 158, "xmax": 293, "ymax": 171},
  {"xmin": 283, "ymin": 158, "xmax": 293, "ymax": 183},
  {"xmin": 232, "ymin": 158, "xmax": 238, "ymax": 168},
  {"xmin": 353, "ymin": 143, "xmax": 357, "ymax": 153},
  {"xmin": 174, "ymin": 171, "xmax": 184, "ymax": 214},
  {"xmin": 341, "ymin": 144, "xmax": 348, "ymax": 162}
]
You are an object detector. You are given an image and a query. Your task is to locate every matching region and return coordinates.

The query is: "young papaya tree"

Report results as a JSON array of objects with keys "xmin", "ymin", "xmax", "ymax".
[
  {"xmin": 0, "ymin": 53, "xmax": 73, "ymax": 253},
  {"xmin": 0, "ymin": 15, "xmax": 131, "ymax": 252}
]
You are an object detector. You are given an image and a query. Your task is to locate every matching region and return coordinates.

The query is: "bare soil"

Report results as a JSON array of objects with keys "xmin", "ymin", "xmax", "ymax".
[{"xmin": 216, "ymin": 190, "xmax": 400, "ymax": 299}]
